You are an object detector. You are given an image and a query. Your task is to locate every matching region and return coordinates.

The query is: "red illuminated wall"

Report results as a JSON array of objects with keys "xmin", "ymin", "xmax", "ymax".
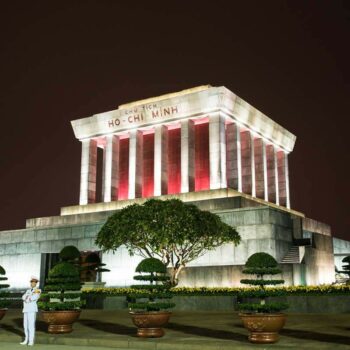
[
  {"xmin": 118, "ymin": 137, "xmax": 129, "ymax": 200},
  {"xmin": 167, "ymin": 127, "xmax": 181, "ymax": 194},
  {"xmin": 142, "ymin": 133, "xmax": 154, "ymax": 198},
  {"xmin": 195, "ymin": 122, "xmax": 210, "ymax": 191}
]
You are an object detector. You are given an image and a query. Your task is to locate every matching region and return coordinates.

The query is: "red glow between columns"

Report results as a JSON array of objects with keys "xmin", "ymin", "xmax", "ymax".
[
  {"xmin": 142, "ymin": 132, "xmax": 154, "ymax": 198},
  {"xmin": 195, "ymin": 122, "xmax": 210, "ymax": 191},
  {"xmin": 118, "ymin": 137, "xmax": 129, "ymax": 200},
  {"xmin": 168, "ymin": 127, "xmax": 181, "ymax": 194}
]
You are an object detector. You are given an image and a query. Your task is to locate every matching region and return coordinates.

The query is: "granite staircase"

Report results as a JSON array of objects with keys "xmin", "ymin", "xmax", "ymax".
[{"xmin": 281, "ymin": 238, "xmax": 311, "ymax": 264}]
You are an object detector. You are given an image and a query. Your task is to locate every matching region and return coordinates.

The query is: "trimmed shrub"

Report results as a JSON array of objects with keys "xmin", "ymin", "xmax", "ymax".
[
  {"xmin": 128, "ymin": 258, "xmax": 175, "ymax": 312},
  {"xmin": 238, "ymin": 253, "xmax": 288, "ymax": 313},
  {"xmin": 81, "ymin": 253, "xmax": 110, "ymax": 282},
  {"xmin": 0, "ymin": 266, "xmax": 10, "ymax": 309},
  {"xmin": 38, "ymin": 262, "xmax": 84, "ymax": 311},
  {"xmin": 59, "ymin": 246, "xmax": 81, "ymax": 263},
  {"xmin": 136, "ymin": 258, "xmax": 167, "ymax": 274},
  {"xmin": 342, "ymin": 256, "xmax": 350, "ymax": 281},
  {"xmin": 81, "ymin": 284, "xmax": 350, "ymax": 297}
]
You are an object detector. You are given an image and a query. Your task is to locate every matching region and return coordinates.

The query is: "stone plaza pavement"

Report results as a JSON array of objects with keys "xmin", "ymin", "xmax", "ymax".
[{"xmin": 0, "ymin": 310, "xmax": 349, "ymax": 349}]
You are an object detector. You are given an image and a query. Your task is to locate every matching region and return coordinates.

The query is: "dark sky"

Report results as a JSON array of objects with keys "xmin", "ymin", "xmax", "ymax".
[{"xmin": 0, "ymin": 1, "xmax": 349, "ymax": 240}]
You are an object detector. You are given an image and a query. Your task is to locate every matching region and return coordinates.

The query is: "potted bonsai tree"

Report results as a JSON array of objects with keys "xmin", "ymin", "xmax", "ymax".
[
  {"xmin": 341, "ymin": 255, "xmax": 350, "ymax": 284},
  {"xmin": 80, "ymin": 252, "xmax": 110, "ymax": 289},
  {"xmin": 128, "ymin": 258, "xmax": 175, "ymax": 338},
  {"xmin": 59, "ymin": 245, "xmax": 81, "ymax": 267},
  {"xmin": 0, "ymin": 265, "xmax": 10, "ymax": 321},
  {"xmin": 39, "ymin": 262, "xmax": 83, "ymax": 333},
  {"xmin": 238, "ymin": 252, "xmax": 288, "ymax": 344}
]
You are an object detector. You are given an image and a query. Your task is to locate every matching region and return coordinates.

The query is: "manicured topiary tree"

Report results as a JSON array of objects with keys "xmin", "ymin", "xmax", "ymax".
[
  {"xmin": 59, "ymin": 246, "xmax": 81, "ymax": 266},
  {"xmin": 38, "ymin": 262, "xmax": 83, "ymax": 311},
  {"xmin": 0, "ymin": 266, "xmax": 10, "ymax": 309},
  {"xmin": 342, "ymin": 256, "xmax": 350, "ymax": 281},
  {"xmin": 128, "ymin": 258, "xmax": 175, "ymax": 311},
  {"xmin": 81, "ymin": 253, "xmax": 110, "ymax": 282},
  {"xmin": 238, "ymin": 252, "xmax": 288, "ymax": 313}
]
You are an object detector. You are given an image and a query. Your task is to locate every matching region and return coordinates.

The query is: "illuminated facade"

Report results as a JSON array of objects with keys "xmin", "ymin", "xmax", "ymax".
[
  {"xmin": 72, "ymin": 85, "xmax": 293, "ymax": 209},
  {"xmin": 0, "ymin": 86, "xmax": 340, "ymax": 289}
]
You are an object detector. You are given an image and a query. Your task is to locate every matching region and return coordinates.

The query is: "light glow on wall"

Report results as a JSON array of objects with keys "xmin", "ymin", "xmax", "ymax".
[
  {"xmin": 194, "ymin": 122, "xmax": 210, "ymax": 191},
  {"xmin": 118, "ymin": 137, "xmax": 129, "ymax": 200},
  {"xmin": 142, "ymin": 132, "xmax": 154, "ymax": 198},
  {"xmin": 168, "ymin": 127, "xmax": 181, "ymax": 194}
]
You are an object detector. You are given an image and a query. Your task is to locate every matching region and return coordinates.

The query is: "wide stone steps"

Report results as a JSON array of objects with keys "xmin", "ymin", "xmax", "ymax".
[{"xmin": 281, "ymin": 246, "xmax": 300, "ymax": 264}]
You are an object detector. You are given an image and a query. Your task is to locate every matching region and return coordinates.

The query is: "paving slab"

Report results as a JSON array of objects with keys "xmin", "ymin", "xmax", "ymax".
[{"xmin": 0, "ymin": 310, "xmax": 349, "ymax": 349}]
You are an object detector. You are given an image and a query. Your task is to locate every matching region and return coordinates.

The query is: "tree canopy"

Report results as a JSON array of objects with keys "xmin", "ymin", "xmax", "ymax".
[{"xmin": 96, "ymin": 198, "xmax": 240, "ymax": 285}]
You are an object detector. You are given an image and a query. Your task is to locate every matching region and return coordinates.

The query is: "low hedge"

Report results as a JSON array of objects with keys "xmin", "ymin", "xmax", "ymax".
[{"xmin": 82, "ymin": 284, "xmax": 350, "ymax": 297}]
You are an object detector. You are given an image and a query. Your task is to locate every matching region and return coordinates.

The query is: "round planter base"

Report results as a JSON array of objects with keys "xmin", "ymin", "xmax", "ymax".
[
  {"xmin": 239, "ymin": 313, "xmax": 286, "ymax": 344},
  {"xmin": 130, "ymin": 311, "xmax": 172, "ymax": 338},
  {"xmin": 41, "ymin": 310, "xmax": 81, "ymax": 334},
  {"xmin": 137, "ymin": 327, "xmax": 164, "ymax": 338},
  {"xmin": 48, "ymin": 324, "xmax": 74, "ymax": 334},
  {"xmin": 249, "ymin": 331, "xmax": 279, "ymax": 343}
]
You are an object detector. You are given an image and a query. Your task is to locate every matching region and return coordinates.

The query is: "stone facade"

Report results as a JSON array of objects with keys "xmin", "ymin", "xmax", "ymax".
[
  {"xmin": 0, "ymin": 86, "xmax": 343, "ymax": 289},
  {"xmin": 0, "ymin": 191, "xmax": 335, "ymax": 289}
]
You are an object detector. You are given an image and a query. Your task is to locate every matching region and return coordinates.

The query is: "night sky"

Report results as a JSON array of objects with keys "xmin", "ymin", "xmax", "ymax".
[{"xmin": 0, "ymin": 2, "xmax": 349, "ymax": 240}]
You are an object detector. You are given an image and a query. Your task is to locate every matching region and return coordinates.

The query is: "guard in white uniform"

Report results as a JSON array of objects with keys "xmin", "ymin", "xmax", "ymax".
[{"xmin": 21, "ymin": 276, "xmax": 41, "ymax": 346}]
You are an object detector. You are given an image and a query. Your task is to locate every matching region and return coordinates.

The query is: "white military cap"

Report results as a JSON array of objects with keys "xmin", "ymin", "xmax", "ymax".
[{"xmin": 30, "ymin": 276, "xmax": 39, "ymax": 282}]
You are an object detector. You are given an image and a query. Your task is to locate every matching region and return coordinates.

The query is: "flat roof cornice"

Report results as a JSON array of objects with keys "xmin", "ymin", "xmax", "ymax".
[{"xmin": 71, "ymin": 86, "xmax": 296, "ymax": 152}]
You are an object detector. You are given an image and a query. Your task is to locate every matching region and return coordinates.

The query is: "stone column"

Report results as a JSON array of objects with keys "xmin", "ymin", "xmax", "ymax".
[
  {"xmin": 226, "ymin": 123, "xmax": 242, "ymax": 191},
  {"xmin": 102, "ymin": 135, "xmax": 119, "ymax": 202},
  {"xmin": 274, "ymin": 147, "xmax": 280, "ymax": 206},
  {"xmin": 128, "ymin": 130, "xmax": 137, "ymax": 199},
  {"xmin": 79, "ymin": 139, "xmax": 97, "ymax": 205},
  {"xmin": 250, "ymin": 133, "xmax": 256, "ymax": 197},
  {"xmin": 135, "ymin": 130, "xmax": 144, "ymax": 198},
  {"xmin": 209, "ymin": 113, "xmax": 227, "ymax": 189},
  {"xmin": 277, "ymin": 150, "xmax": 288, "ymax": 207},
  {"xmin": 154, "ymin": 125, "xmax": 168, "ymax": 196},
  {"xmin": 266, "ymin": 144, "xmax": 277, "ymax": 203},
  {"xmin": 285, "ymin": 152, "xmax": 291, "ymax": 209},
  {"xmin": 263, "ymin": 140, "xmax": 268, "ymax": 201},
  {"xmin": 253, "ymin": 138, "xmax": 265, "ymax": 199},
  {"xmin": 240, "ymin": 130, "xmax": 253, "ymax": 195},
  {"xmin": 181, "ymin": 119, "xmax": 195, "ymax": 193}
]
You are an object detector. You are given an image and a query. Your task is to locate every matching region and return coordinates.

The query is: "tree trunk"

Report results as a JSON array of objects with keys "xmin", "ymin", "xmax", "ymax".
[{"xmin": 169, "ymin": 265, "xmax": 184, "ymax": 287}]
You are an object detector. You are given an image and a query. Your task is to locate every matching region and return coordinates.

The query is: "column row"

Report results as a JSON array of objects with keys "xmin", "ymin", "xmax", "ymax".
[
  {"xmin": 226, "ymin": 122, "xmax": 290, "ymax": 208},
  {"xmin": 79, "ymin": 114, "xmax": 290, "ymax": 208}
]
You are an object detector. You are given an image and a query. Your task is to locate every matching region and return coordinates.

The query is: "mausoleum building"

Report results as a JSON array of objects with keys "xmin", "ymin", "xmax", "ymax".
[{"xmin": 0, "ymin": 86, "xmax": 341, "ymax": 288}]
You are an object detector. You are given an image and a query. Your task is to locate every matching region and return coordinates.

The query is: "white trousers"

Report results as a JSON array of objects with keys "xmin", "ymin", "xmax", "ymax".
[{"xmin": 23, "ymin": 312, "xmax": 36, "ymax": 344}]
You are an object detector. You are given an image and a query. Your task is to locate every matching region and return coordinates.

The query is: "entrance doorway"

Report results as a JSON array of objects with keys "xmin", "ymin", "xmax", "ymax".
[{"xmin": 39, "ymin": 253, "xmax": 59, "ymax": 288}]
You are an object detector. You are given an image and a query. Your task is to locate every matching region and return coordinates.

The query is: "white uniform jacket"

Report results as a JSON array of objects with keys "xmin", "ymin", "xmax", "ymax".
[{"xmin": 22, "ymin": 287, "xmax": 41, "ymax": 313}]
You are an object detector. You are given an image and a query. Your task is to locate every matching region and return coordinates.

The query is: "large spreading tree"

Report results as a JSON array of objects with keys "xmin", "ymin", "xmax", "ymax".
[{"xmin": 96, "ymin": 198, "xmax": 241, "ymax": 286}]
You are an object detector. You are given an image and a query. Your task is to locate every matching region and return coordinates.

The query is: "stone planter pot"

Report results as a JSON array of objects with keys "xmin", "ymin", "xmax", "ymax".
[
  {"xmin": 0, "ymin": 308, "xmax": 7, "ymax": 321},
  {"xmin": 41, "ymin": 310, "xmax": 81, "ymax": 334},
  {"xmin": 129, "ymin": 311, "xmax": 172, "ymax": 338},
  {"xmin": 239, "ymin": 313, "xmax": 286, "ymax": 343}
]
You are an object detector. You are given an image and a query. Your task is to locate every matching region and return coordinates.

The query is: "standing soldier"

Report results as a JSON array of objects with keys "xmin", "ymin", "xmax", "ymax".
[{"xmin": 20, "ymin": 276, "xmax": 41, "ymax": 346}]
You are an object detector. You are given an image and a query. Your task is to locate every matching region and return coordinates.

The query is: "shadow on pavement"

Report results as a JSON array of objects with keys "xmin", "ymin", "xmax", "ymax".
[
  {"xmin": 165, "ymin": 322, "xmax": 248, "ymax": 342},
  {"xmin": 13, "ymin": 318, "xmax": 47, "ymax": 333},
  {"xmin": 281, "ymin": 328, "xmax": 350, "ymax": 345},
  {"xmin": 0, "ymin": 324, "xmax": 23, "ymax": 337},
  {"xmin": 78, "ymin": 319, "xmax": 135, "ymax": 336}
]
